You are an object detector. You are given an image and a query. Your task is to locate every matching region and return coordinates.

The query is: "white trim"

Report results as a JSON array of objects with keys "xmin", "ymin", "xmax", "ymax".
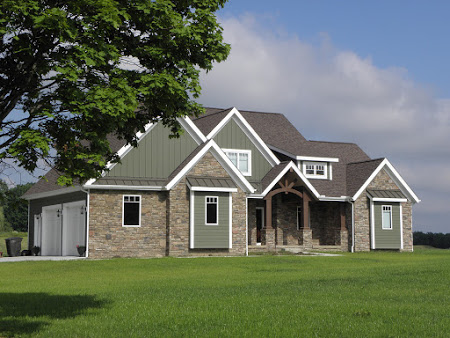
[
  {"xmin": 372, "ymin": 197, "xmax": 407, "ymax": 203},
  {"xmin": 122, "ymin": 195, "xmax": 141, "ymax": 227},
  {"xmin": 267, "ymin": 145, "xmax": 339, "ymax": 163},
  {"xmin": 351, "ymin": 202, "xmax": 355, "ymax": 253},
  {"xmin": 206, "ymin": 107, "xmax": 280, "ymax": 166},
  {"xmin": 222, "ymin": 148, "xmax": 252, "ymax": 176},
  {"xmin": 303, "ymin": 161, "xmax": 328, "ymax": 179},
  {"xmin": 27, "ymin": 201, "xmax": 30, "ymax": 248},
  {"xmin": 86, "ymin": 190, "xmax": 90, "ymax": 258},
  {"xmin": 318, "ymin": 196, "xmax": 351, "ymax": 202},
  {"xmin": 245, "ymin": 198, "xmax": 248, "ymax": 256},
  {"xmin": 205, "ymin": 196, "xmax": 219, "ymax": 225},
  {"xmin": 85, "ymin": 184, "xmax": 165, "ymax": 191},
  {"xmin": 165, "ymin": 140, "xmax": 255, "ymax": 193},
  {"xmin": 229, "ymin": 193, "xmax": 232, "ymax": 249},
  {"xmin": 400, "ymin": 204, "xmax": 404, "ymax": 250},
  {"xmin": 189, "ymin": 186, "xmax": 238, "ymax": 193},
  {"xmin": 297, "ymin": 155, "xmax": 339, "ymax": 163},
  {"xmin": 381, "ymin": 205, "xmax": 393, "ymax": 230},
  {"xmin": 180, "ymin": 116, "xmax": 207, "ymax": 144},
  {"xmin": 370, "ymin": 199, "xmax": 375, "ymax": 249},
  {"xmin": 23, "ymin": 186, "xmax": 83, "ymax": 200},
  {"xmin": 190, "ymin": 191, "xmax": 195, "ymax": 249},
  {"xmin": 260, "ymin": 161, "xmax": 321, "ymax": 199},
  {"xmin": 352, "ymin": 158, "xmax": 420, "ymax": 204}
]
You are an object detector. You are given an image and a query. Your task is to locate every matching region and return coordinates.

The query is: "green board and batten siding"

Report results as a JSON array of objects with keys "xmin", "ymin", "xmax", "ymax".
[
  {"xmin": 213, "ymin": 118, "xmax": 272, "ymax": 181},
  {"xmin": 107, "ymin": 123, "xmax": 198, "ymax": 178},
  {"xmin": 193, "ymin": 192, "xmax": 230, "ymax": 249},
  {"xmin": 373, "ymin": 202, "xmax": 401, "ymax": 249}
]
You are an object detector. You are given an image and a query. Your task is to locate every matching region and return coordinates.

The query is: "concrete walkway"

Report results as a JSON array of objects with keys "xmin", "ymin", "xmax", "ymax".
[{"xmin": 0, "ymin": 256, "xmax": 86, "ymax": 263}]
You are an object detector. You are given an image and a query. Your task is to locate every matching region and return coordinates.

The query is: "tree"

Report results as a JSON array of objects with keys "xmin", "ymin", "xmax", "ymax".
[
  {"xmin": 0, "ymin": 0, "xmax": 230, "ymax": 185},
  {"xmin": 3, "ymin": 183, "xmax": 33, "ymax": 231}
]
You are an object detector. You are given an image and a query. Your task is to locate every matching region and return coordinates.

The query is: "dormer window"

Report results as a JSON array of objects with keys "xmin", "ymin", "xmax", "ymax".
[
  {"xmin": 303, "ymin": 162, "xmax": 327, "ymax": 179},
  {"xmin": 223, "ymin": 149, "xmax": 251, "ymax": 176}
]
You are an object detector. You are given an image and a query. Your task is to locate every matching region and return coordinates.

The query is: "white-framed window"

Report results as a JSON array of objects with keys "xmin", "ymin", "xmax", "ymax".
[
  {"xmin": 205, "ymin": 196, "xmax": 218, "ymax": 225},
  {"xmin": 296, "ymin": 206, "xmax": 302, "ymax": 230},
  {"xmin": 303, "ymin": 162, "xmax": 327, "ymax": 179},
  {"xmin": 382, "ymin": 205, "xmax": 392, "ymax": 230},
  {"xmin": 123, "ymin": 195, "xmax": 141, "ymax": 227},
  {"xmin": 223, "ymin": 149, "xmax": 252, "ymax": 176}
]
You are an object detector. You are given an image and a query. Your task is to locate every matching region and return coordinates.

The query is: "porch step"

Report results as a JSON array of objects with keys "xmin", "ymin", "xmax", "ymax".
[{"xmin": 311, "ymin": 245, "xmax": 342, "ymax": 251}]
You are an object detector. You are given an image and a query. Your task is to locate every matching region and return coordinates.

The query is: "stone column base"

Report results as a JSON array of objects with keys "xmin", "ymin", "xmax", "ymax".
[
  {"xmin": 340, "ymin": 229, "xmax": 348, "ymax": 252},
  {"xmin": 266, "ymin": 228, "xmax": 276, "ymax": 251},
  {"xmin": 300, "ymin": 228, "xmax": 312, "ymax": 250}
]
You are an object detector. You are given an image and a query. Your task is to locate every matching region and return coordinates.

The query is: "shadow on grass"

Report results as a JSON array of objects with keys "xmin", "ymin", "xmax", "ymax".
[{"xmin": 0, "ymin": 293, "xmax": 106, "ymax": 336}]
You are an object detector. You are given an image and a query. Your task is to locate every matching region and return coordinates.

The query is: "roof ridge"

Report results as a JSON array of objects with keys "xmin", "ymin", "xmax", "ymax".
[
  {"xmin": 239, "ymin": 109, "xmax": 285, "ymax": 116},
  {"xmin": 194, "ymin": 107, "xmax": 232, "ymax": 120},
  {"xmin": 347, "ymin": 158, "xmax": 385, "ymax": 166},
  {"xmin": 308, "ymin": 140, "xmax": 359, "ymax": 146}
]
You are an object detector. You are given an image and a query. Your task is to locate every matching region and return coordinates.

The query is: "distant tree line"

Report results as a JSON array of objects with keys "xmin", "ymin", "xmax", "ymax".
[
  {"xmin": 0, "ymin": 181, "xmax": 33, "ymax": 232},
  {"xmin": 413, "ymin": 231, "xmax": 450, "ymax": 249}
]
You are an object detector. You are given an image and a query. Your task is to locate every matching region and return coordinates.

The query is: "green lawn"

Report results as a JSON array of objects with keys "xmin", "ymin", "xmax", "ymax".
[
  {"xmin": 0, "ymin": 249, "xmax": 449, "ymax": 337},
  {"xmin": 0, "ymin": 231, "xmax": 28, "ymax": 257}
]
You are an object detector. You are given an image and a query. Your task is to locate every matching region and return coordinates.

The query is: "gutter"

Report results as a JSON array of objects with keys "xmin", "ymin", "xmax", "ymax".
[{"xmin": 351, "ymin": 201, "xmax": 355, "ymax": 253}]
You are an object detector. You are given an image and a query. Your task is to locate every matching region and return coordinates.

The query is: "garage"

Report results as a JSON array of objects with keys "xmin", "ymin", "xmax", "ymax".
[{"xmin": 39, "ymin": 201, "xmax": 86, "ymax": 256}]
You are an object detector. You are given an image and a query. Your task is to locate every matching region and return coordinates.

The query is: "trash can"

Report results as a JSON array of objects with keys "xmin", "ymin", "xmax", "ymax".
[{"xmin": 5, "ymin": 237, "xmax": 23, "ymax": 257}]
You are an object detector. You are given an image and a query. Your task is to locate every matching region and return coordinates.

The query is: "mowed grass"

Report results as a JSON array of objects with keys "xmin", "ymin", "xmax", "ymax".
[{"xmin": 0, "ymin": 249, "xmax": 449, "ymax": 337}]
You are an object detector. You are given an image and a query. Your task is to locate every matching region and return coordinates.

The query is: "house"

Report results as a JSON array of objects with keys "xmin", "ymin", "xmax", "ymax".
[{"xmin": 23, "ymin": 107, "xmax": 420, "ymax": 258}]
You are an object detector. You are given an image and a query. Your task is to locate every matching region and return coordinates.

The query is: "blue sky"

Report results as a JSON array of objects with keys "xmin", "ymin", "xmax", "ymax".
[{"xmin": 198, "ymin": 1, "xmax": 450, "ymax": 233}]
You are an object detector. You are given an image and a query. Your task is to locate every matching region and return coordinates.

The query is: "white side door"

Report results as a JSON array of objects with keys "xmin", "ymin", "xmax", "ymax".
[
  {"xmin": 33, "ymin": 214, "xmax": 42, "ymax": 248},
  {"xmin": 62, "ymin": 201, "xmax": 86, "ymax": 256},
  {"xmin": 41, "ymin": 204, "xmax": 62, "ymax": 255}
]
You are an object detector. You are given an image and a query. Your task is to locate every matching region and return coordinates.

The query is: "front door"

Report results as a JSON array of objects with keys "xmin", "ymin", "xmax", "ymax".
[{"xmin": 256, "ymin": 207, "xmax": 264, "ymax": 244}]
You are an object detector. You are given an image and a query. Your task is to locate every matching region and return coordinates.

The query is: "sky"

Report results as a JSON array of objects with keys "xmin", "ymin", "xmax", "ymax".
[
  {"xmin": 2, "ymin": 1, "xmax": 449, "ymax": 233},
  {"xmin": 197, "ymin": 0, "xmax": 450, "ymax": 233}
]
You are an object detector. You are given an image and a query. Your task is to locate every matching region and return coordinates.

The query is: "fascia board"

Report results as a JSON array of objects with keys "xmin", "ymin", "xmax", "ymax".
[
  {"xmin": 353, "ymin": 159, "xmax": 420, "ymax": 204},
  {"xmin": 84, "ymin": 185, "xmax": 165, "ymax": 191},
  {"xmin": 318, "ymin": 196, "xmax": 351, "ymax": 202},
  {"xmin": 180, "ymin": 116, "xmax": 207, "ymax": 144},
  {"xmin": 261, "ymin": 161, "xmax": 320, "ymax": 199},
  {"xmin": 189, "ymin": 187, "xmax": 238, "ymax": 193},
  {"xmin": 22, "ymin": 186, "xmax": 83, "ymax": 200},
  {"xmin": 206, "ymin": 107, "xmax": 280, "ymax": 167},
  {"xmin": 296, "ymin": 156, "xmax": 339, "ymax": 163},
  {"xmin": 372, "ymin": 197, "xmax": 407, "ymax": 203},
  {"xmin": 383, "ymin": 160, "xmax": 421, "ymax": 204}
]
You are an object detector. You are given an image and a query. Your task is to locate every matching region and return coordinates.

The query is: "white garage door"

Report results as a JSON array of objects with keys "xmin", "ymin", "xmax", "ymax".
[
  {"xmin": 41, "ymin": 204, "xmax": 62, "ymax": 255},
  {"xmin": 62, "ymin": 201, "xmax": 86, "ymax": 256},
  {"xmin": 40, "ymin": 201, "xmax": 86, "ymax": 256}
]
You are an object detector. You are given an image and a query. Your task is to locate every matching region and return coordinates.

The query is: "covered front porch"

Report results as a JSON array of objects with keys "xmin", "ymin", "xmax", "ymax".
[{"xmin": 247, "ymin": 163, "xmax": 350, "ymax": 253}]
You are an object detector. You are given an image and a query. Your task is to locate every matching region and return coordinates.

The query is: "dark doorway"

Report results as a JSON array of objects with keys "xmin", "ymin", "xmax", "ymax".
[{"xmin": 256, "ymin": 207, "xmax": 264, "ymax": 244}]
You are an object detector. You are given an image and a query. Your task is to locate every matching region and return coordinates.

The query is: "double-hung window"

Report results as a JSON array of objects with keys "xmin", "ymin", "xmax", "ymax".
[
  {"xmin": 224, "ymin": 149, "xmax": 251, "ymax": 176},
  {"xmin": 123, "ymin": 195, "xmax": 141, "ymax": 227},
  {"xmin": 303, "ymin": 162, "xmax": 327, "ymax": 179},
  {"xmin": 382, "ymin": 205, "xmax": 392, "ymax": 230},
  {"xmin": 205, "ymin": 196, "xmax": 218, "ymax": 225}
]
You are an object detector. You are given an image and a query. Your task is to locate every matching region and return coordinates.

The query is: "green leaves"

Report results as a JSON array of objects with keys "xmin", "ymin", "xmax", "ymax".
[{"xmin": 0, "ymin": 0, "xmax": 230, "ymax": 185}]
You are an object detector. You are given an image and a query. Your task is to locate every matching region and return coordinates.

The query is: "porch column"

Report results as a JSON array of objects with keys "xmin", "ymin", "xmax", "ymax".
[
  {"xmin": 301, "ymin": 192, "xmax": 312, "ymax": 250},
  {"xmin": 265, "ymin": 198, "xmax": 276, "ymax": 251},
  {"xmin": 340, "ymin": 203, "xmax": 348, "ymax": 251}
]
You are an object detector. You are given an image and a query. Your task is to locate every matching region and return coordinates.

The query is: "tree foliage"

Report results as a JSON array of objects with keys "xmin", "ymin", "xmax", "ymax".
[
  {"xmin": 0, "ymin": 0, "xmax": 230, "ymax": 185},
  {"xmin": 413, "ymin": 231, "xmax": 450, "ymax": 249}
]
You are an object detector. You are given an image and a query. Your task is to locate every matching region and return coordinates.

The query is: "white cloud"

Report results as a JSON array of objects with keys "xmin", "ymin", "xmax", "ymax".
[{"xmin": 199, "ymin": 14, "xmax": 450, "ymax": 233}]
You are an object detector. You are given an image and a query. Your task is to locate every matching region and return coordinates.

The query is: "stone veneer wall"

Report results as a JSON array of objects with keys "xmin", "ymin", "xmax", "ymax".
[
  {"xmin": 273, "ymin": 195, "xmax": 302, "ymax": 245},
  {"xmin": 353, "ymin": 168, "xmax": 413, "ymax": 252},
  {"xmin": 168, "ymin": 151, "xmax": 247, "ymax": 257},
  {"xmin": 89, "ymin": 190, "xmax": 167, "ymax": 259}
]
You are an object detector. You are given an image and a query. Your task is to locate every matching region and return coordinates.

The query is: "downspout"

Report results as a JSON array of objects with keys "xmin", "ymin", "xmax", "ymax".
[
  {"xmin": 351, "ymin": 201, "xmax": 355, "ymax": 253},
  {"xmin": 27, "ymin": 201, "xmax": 30, "ymax": 250},
  {"xmin": 81, "ymin": 187, "xmax": 90, "ymax": 258},
  {"xmin": 245, "ymin": 197, "xmax": 248, "ymax": 256}
]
